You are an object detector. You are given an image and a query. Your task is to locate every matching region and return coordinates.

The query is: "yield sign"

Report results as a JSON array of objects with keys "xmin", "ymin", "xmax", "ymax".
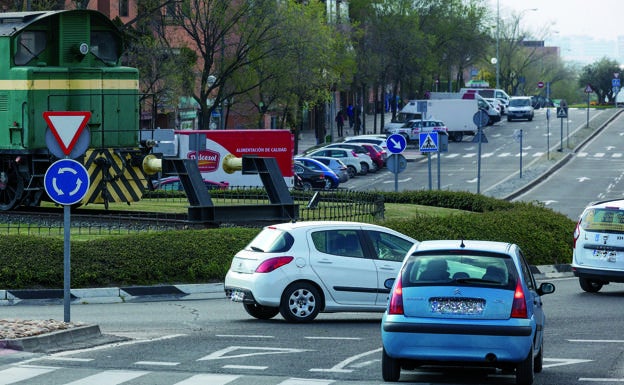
[{"xmin": 43, "ymin": 111, "xmax": 91, "ymax": 155}]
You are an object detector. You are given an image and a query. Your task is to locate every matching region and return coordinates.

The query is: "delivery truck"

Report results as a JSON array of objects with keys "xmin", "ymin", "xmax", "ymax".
[{"xmin": 385, "ymin": 99, "xmax": 478, "ymax": 142}]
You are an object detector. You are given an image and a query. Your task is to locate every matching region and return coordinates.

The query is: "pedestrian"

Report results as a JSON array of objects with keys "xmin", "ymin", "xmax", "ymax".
[
  {"xmin": 346, "ymin": 104, "xmax": 354, "ymax": 131},
  {"xmin": 354, "ymin": 112, "xmax": 361, "ymax": 136},
  {"xmin": 335, "ymin": 110, "xmax": 345, "ymax": 137}
]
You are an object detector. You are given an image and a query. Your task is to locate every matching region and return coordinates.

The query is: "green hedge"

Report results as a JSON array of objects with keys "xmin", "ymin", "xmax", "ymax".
[{"xmin": 0, "ymin": 192, "xmax": 575, "ymax": 289}]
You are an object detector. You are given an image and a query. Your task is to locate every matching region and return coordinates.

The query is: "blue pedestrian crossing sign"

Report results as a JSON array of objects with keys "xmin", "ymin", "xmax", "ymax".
[
  {"xmin": 419, "ymin": 132, "xmax": 438, "ymax": 152},
  {"xmin": 44, "ymin": 159, "xmax": 90, "ymax": 205}
]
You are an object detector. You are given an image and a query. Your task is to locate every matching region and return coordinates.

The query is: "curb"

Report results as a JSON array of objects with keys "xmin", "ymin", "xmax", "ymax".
[
  {"xmin": 0, "ymin": 283, "xmax": 225, "ymax": 306},
  {"xmin": 0, "ymin": 324, "xmax": 101, "ymax": 353}
]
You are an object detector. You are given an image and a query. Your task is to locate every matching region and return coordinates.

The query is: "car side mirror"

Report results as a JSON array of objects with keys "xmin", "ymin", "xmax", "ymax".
[{"xmin": 537, "ymin": 282, "xmax": 555, "ymax": 296}]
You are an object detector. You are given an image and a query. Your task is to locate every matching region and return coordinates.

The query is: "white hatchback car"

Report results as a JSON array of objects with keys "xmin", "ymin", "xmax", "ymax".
[
  {"xmin": 224, "ymin": 221, "xmax": 419, "ymax": 322},
  {"xmin": 306, "ymin": 147, "xmax": 363, "ymax": 178},
  {"xmin": 572, "ymin": 198, "xmax": 624, "ymax": 292}
]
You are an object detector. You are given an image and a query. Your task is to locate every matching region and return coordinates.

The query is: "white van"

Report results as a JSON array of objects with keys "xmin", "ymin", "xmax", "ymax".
[{"xmin": 460, "ymin": 88, "xmax": 510, "ymax": 114}]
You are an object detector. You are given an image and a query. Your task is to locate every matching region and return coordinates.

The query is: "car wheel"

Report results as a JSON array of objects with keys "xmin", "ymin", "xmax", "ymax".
[
  {"xmin": 452, "ymin": 132, "xmax": 463, "ymax": 142},
  {"xmin": 360, "ymin": 162, "xmax": 369, "ymax": 174},
  {"xmin": 579, "ymin": 277, "xmax": 603, "ymax": 293},
  {"xmin": 279, "ymin": 282, "xmax": 321, "ymax": 323},
  {"xmin": 534, "ymin": 342, "xmax": 543, "ymax": 373},
  {"xmin": 243, "ymin": 303, "xmax": 280, "ymax": 320},
  {"xmin": 347, "ymin": 166, "xmax": 357, "ymax": 178},
  {"xmin": 528, "ymin": 115, "xmax": 533, "ymax": 121},
  {"xmin": 301, "ymin": 181, "xmax": 313, "ymax": 191},
  {"xmin": 382, "ymin": 347, "xmax": 401, "ymax": 382},
  {"xmin": 515, "ymin": 347, "xmax": 534, "ymax": 385},
  {"xmin": 507, "ymin": 117, "xmax": 512, "ymax": 122}
]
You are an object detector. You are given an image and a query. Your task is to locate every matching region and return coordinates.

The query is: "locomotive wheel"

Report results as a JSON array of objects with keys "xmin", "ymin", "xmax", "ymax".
[{"xmin": 0, "ymin": 160, "xmax": 24, "ymax": 211}]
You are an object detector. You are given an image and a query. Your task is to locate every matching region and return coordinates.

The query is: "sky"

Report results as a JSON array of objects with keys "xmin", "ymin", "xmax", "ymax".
[{"xmin": 491, "ymin": 0, "xmax": 621, "ymax": 41}]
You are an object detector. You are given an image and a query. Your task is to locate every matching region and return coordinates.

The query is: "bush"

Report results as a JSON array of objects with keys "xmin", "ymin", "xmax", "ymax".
[{"xmin": 0, "ymin": 191, "xmax": 575, "ymax": 289}]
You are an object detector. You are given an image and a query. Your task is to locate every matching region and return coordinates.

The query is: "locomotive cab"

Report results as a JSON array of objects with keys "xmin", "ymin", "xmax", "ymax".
[{"xmin": 0, "ymin": 10, "xmax": 148, "ymax": 210}]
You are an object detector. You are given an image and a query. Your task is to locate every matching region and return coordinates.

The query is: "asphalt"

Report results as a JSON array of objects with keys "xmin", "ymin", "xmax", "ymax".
[{"xmin": 4, "ymin": 108, "xmax": 618, "ymax": 352}]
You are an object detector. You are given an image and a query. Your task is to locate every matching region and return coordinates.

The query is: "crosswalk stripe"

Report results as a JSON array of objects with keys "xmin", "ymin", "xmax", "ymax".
[
  {"xmin": 174, "ymin": 374, "xmax": 240, "ymax": 385},
  {"xmin": 63, "ymin": 369, "xmax": 150, "ymax": 385},
  {"xmin": 0, "ymin": 366, "xmax": 58, "ymax": 384}
]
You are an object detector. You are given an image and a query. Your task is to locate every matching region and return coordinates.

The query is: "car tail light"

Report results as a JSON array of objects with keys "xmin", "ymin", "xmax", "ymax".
[
  {"xmin": 388, "ymin": 278, "xmax": 404, "ymax": 315},
  {"xmin": 255, "ymin": 256, "xmax": 294, "ymax": 273},
  {"xmin": 510, "ymin": 280, "xmax": 528, "ymax": 318},
  {"xmin": 573, "ymin": 221, "xmax": 581, "ymax": 248}
]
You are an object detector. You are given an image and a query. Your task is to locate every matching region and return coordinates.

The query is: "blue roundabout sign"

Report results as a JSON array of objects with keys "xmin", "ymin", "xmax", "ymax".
[{"xmin": 44, "ymin": 159, "xmax": 90, "ymax": 206}]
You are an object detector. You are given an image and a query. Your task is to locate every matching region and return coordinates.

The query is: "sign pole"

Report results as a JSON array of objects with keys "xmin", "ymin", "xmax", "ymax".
[
  {"xmin": 393, "ymin": 154, "xmax": 399, "ymax": 192},
  {"xmin": 427, "ymin": 153, "xmax": 432, "ymax": 191},
  {"xmin": 63, "ymin": 204, "xmax": 71, "ymax": 322},
  {"xmin": 519, "ymin": 129, "xmax": 523, "ymax": 179}
]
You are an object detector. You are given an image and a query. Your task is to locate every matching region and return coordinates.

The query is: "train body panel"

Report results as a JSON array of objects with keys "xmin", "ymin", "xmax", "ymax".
[{"xmin": 0, "ymin": 9, "xmax": 148, "ymax": 210}]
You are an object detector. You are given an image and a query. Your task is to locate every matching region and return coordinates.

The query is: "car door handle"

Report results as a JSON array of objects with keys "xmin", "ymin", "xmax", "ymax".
[
  {"xmin": 318, "ymin": 259, "xmax": 333, "ymax": 264},
  {"xmin": 378, "ymin": 265, "xmax": 395, "ymax": 271}
]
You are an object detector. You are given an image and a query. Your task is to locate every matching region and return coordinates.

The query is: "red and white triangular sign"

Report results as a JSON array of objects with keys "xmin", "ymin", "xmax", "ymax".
[{"xmin": 43, "ymin": 111, "xmax": 91, "ymax": 155}]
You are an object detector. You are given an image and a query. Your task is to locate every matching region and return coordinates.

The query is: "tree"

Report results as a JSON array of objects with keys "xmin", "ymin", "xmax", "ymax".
[
  {"xmin": 579, "ymin": 58, "xmax": 621, "ymax": 104},
  {"xmin": 155, "ymin": 0, "xmax": 286, "ymax": 130}
]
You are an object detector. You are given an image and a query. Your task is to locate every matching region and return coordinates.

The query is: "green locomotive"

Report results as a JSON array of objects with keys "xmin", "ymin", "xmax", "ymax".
[{"xmin": 0, "ymin": 9, "xmax": 150, "ymax": 210}]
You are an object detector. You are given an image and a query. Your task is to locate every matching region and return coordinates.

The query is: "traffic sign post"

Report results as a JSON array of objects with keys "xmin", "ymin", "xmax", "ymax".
[
  {"xmin": 43, "ymin": 111, "xmax": 91, "ymax": 323},
  {"xmin": 584, "ymin": 84, "xmax": 593, "ymax": 128},
  {"xmin": 386, "ymin": 134, "xmax": 408, "ymax": 192},
  {"xmin": 419, "ymin": 132, "xmax": 439, "ymax": 191}
]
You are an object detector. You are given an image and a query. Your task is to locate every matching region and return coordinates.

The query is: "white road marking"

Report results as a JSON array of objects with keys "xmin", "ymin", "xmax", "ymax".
[
  {"xmin": 278, "ymin": 379, "xmax": 335, "ymax": 385},
  {"xmin": 222, "ymin": 365, "xmax": 267, "ymax": 370},
  {"xmin": 174, "ymin": 374, "xmax": 241, "ymax": 385},
  {"xmin": 134, "ymin": 361, "xmax": 179, "ymax": 366},
  {"xmin": 543, "ymin": 358, "xmax": 593, "ymax": 368},
  {"xmin": 216, "ymin": 334, "xmax": 274, "ymax": 339},
  {"xmin": 0, "ymin": 366, "xmax": 58, "ymax": 385},
  {"xmin": 309, "ymin": 348, "xmax": 381, "ymax": 373},
  {"xmin": 63, "ymin": 370, "xmax": 150, "ymax": 385},
  {"xmin": 198, "ymin": 346, "xmax": 311, "ymax": 361},
  {"xmin": 577, "ymin": 177, "xmax": 591, "ymax": 182},
  {"xmin": 569, "ymin": 339, "xmax": 624, "ymax": 343},
  {"xmin": 579, "ymin": 378, "xmax": 624, "ymax": 382},
  {"xmin": 304, "ymin": 336, "xmax": 361, "ymax": 340}
]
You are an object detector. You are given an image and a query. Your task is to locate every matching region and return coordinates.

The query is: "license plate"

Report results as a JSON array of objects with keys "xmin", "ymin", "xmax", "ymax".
[
  {"xmin": 429, "ymin": 297, "xmax": 485, "ymax": 315},
  {"xmin": 230, "ymin": 290, "xmax": 245, "ymax": 302},
  {"xmin": 592, "ymin": 249, "xmax": 617, "ymax": 262}
]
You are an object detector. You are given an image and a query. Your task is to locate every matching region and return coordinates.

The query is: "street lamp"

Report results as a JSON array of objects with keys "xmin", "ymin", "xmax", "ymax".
[{"xmin": 495, "ymin": 0, "xmax": 500, "ymax": 88}]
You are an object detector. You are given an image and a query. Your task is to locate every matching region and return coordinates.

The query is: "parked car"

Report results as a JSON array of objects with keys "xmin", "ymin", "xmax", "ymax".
[
  {"xmin": 308, "ymin": 156, "xmax": 350, "ymax": 183},
  {"xmin": 343, "ymin": 135, "xmax": 389, "ymax": 152},
  {"xmin": 306, "ymin": 147, "xmax": 363, "ymax": 178},
  {"xmin": 151, "ymin": 176, "xmax": 229, "ymax": 191},
  {"xmin": 507, "ymin": 96, "xmax": 535, "ymax": 121},
  {"xmin": 324, "ymin": 143, "xmax": 377, "ymax": 173},
  {"xmin": 572, "ymin": 198, "xmax": 624, "ymax": 292},
  {"xmin": 224, "ymin": 221, "xmax": 419, "ymax": 322},
  {"xmin": 293, "ymin": 163, "xmax": 330, "ymax": 191},
  {"xmin": 351, "ymin": 142, "xmax": 386, "ymax": 168},
  {"xmin": 294, "ymin": 157, "xmax": 340, "ymax": 188},
  {"xmin": 396, "ymin": 119, "xmax": 449, "ymax": 144},
  {"xmin": 381, "ymin": 240, "xmax": 555, "ymax": 384}
]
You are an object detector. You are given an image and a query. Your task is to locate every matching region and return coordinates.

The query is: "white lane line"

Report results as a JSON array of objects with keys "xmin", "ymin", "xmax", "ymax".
[
  {"xmin": 222, "ymin": 365, "xmax": 267, "ymax": 370},
  {"xmin": 569, "ymin": 339, "xmax": 624, "ymax": 343},
  {"xmin": 134, "ymin": 361, "xmax": 180, "ymax": 366},
  {"xmin": 216, "ymin": 334, "xmax": 275, "ymax": 338},
  {"xmin": 304, "ymin": 337, "xmax": 361, "ymax": 340},
  {"xmin": 278, "ymin": 379, "xmax": 335, "ymax": 385}
]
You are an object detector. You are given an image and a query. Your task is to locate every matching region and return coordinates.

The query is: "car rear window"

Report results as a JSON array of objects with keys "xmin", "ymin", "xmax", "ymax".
[
  {"xmin": 401, "ymin": 251, "xmax": 516, "ymax": 290},
  {"xmin": 246, "ymin": 227, "xmax": 294, "ymax": 253},
  {"xmin": 580, "ymin": 208, "xmax": 624, "ymax": 232}
]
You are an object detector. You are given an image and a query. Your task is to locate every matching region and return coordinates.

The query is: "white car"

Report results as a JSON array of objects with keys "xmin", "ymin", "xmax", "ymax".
[
  {"xmin": 323, "ymin": 143, "xmax": 377, "ymax": 173},
  {"xmin": 224, "ymin": 221, "xmax": 419, "ymax": 322},
  {"xmin": 507, "ymin": 96, "xmax": 535, "ymax": 121},
  {"xmin": 306, "ymin": 147, "xmax": 363, "ymax": 178},
  {"xmin": 343, "ymin": 135, "xmax": 389, "ymax": 151},
  {"xmin": 572, "ymin": 198, "xmax": 624, "ymax": 292}
]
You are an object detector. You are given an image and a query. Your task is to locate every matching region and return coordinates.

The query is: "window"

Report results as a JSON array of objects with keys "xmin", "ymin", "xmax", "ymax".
[
  {"xmin": 312, "ymin": 230, "xmax": 364, "ymax": 258},
  {"xmin": 368, "ymin": 231, "xmax": 413, "ymax": 262},
  {"xmin": 90, "ymin": 31, "xmax": 119, "ymax": 63},
  {"xmin": 14, "ymin": 31, "xmax": 47, "ymax": 65},
  {"xmin": 119, "ymin": 0, "xmax": 129, "ymax": 17}
]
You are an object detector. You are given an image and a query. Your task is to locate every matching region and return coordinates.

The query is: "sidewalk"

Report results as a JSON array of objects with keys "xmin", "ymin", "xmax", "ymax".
[{"xmin": 298, "ymin": 112, "xmax": 392, "ymax": 153}]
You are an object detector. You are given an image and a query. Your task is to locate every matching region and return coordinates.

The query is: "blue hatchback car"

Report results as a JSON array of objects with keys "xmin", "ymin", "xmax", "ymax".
[
  {"xmin": 381, "ymin": 240, "xmax": 555, "ymax": 385},
  {"xmin": 294, "ymin": 157, "xmax": 340, "ymax": 188}
]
